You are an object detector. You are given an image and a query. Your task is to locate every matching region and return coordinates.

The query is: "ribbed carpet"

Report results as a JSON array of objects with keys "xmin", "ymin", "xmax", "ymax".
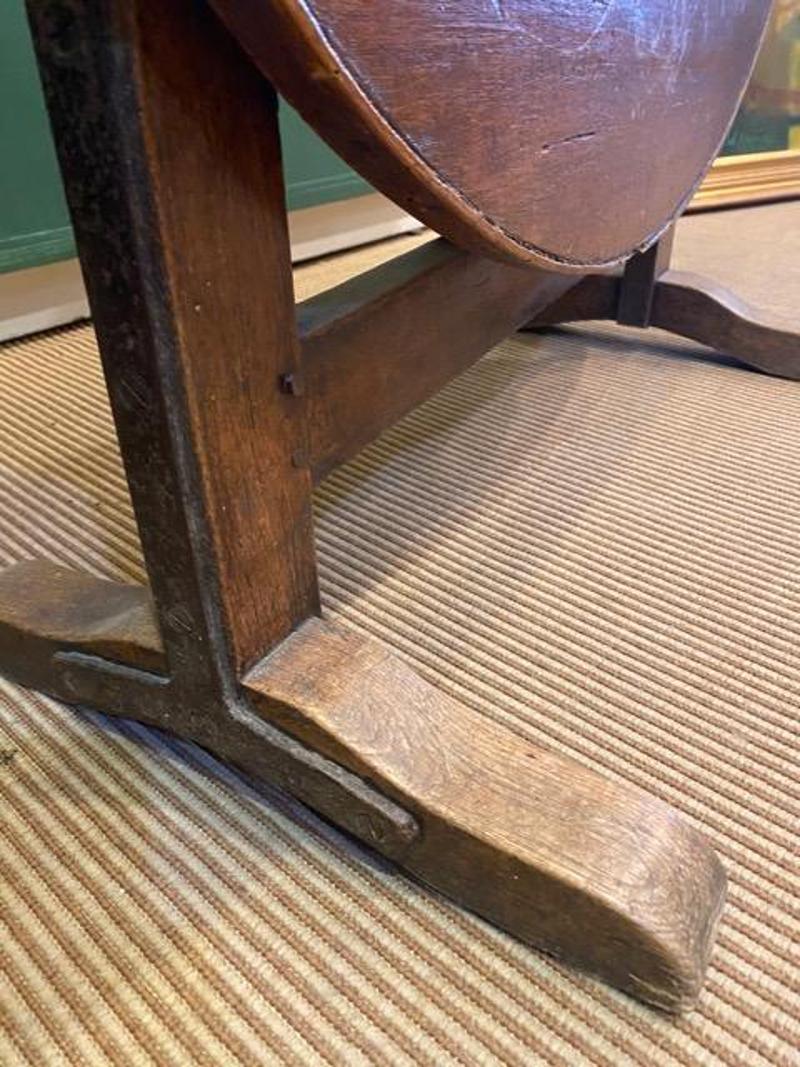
[{"xmin": 0, "ymin": 202, "xmax": 798, "ymax": 1066}]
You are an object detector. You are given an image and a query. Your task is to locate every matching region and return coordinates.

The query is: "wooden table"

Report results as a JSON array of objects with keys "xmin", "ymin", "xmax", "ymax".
[{"xmin": 2, "ymin": 0, "xmax": 797, "ymax": 1011}]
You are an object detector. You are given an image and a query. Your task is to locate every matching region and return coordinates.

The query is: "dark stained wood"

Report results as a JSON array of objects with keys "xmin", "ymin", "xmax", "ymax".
[
  {"xmin": 526, "ymin": 273, "xmax": 621, "ymax": 327},
  {"xmin": 211, "ymin": 0, "xmax": 772, "ymax": 270},
  {"xmin": 522, "ymin": 256, "xmax": 800, "ymax": 381},
  {"xmin": 27, "ymin": 0, "xmax": 319, "ymax": 695},
  {"xmin": 618, "ymin": 227, "xmax": 675, "ymax": 327},
  {"xmin": 0, "ymin": 560, "xmax": 165, "ymax": 677},
  {"xmin": 130, "ymin": 2, "xmax": 320, "ymax": 677},
  {"xmin": 0, "ymin": 548, "xmax": 729, "ymax": 1009},
  {"xmin": 245, "ymin": 617, "xmax": 726, "ymax": 1012},
  {"xmin": 9, "ymin": 0, "xmax": 788, "ymax": 1011},
  {"xmin": 652, "ymin": 271, "xmax": 800, "ymax": 379},
  {"xmin": 299, "ymin": 239, "xmax": 581, "ymax": 481},
  {"xmin": 0, "ymin": 561, "xmax": 420, "ymax": 857}
]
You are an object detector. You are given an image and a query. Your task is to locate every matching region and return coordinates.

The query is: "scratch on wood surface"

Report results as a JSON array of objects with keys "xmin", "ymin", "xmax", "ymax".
[
  {"xmin": 481, "ymin": 0, "xmax": 733, "ymax": 63},
  {"xmin": 541, "ymin": 130, "xmax": 597, "ymax": 153},
  {"xmin": 484, "ymin": 0, "xmax": 615, "ymax": 45}
]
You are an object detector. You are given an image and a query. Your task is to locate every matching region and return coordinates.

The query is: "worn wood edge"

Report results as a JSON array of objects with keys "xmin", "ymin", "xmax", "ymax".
[
  {"xmin": 652, "ymin": 270, "xmax": 800, "ymax": 379},
  {"xmin": 690, "ymin": 149, "xmax": 800, "ymax": 212},
  {"xmin": 0, "ymin": 561, "xmax": 420, "ymax": 857},
  {"xmin": 0, "ymin": 560, "xmax": 166, "ymax": 678},
  {"xmin": 209, "ymin": 0, "xmax": 584, "ymax": 273},
  {"xmin": 299, "ymin": 238, "xmax": 581, "ymax": 481},
  {"xmin": 210, "ymin": 1, "xmax": 771, "ymax": 272},
  {"xmin": 245, "ymin": 617, "xmax": 727, "ymax": 1010},
  {"xmin": 0, "ymin": 559, "xmax": 726, "ymax": 1006}
]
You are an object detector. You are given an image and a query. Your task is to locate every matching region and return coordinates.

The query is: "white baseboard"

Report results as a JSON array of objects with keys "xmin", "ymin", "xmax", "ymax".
[
  {"xmin": 0, "ymin": 193, "xmax": 423, "ymax": 343},
  {"xmin": 0, "ymin": 259, "xmax": 90, "ymax": 344},
  {"xmin": 288, "ymin": 192, "xmax": 422, "ymax": 262}
]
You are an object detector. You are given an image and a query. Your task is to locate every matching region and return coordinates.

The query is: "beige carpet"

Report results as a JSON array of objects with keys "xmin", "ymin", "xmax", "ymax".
[{"xmin": 0, "ymin": 202, "xmax": 799, "ymax": 1066}]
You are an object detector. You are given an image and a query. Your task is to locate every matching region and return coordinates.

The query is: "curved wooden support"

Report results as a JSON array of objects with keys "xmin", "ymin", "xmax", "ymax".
[
  {"xmin": 245, "ymin": 619, "xmax": 725, "ymax": 1011},
  {"xmin": 651, "ymin": 270, "xmax": 800, "ymax": 380},
  {"xmin": 523, "ymin": 268, "xmax": 800, "ymax": 380},
  {"xmin": 0, "ymin": 559, "xmax": 725, "ymax": 1010}
]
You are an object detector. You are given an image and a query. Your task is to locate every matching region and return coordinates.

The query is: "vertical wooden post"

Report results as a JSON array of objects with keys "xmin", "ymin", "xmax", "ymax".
[
  {"xmin": 27, "ymin": 0, "xmax": 320, "ymax": 700},
  {"xmin": 617, "ymin": 226, "xmax": 676, "ymax": 327}
]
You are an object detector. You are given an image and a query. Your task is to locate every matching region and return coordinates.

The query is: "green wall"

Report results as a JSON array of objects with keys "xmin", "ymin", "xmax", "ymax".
[
  {"xmin": 0, "ymin": 0, "xmax": 74, "ymax": 272},
  {"xmin": 279, "ymin": 106, "xmax": 370, "ymax": 211},
  {"xmin": 0, "ymin": 0, "xmax": 371, "ymax": 274}
]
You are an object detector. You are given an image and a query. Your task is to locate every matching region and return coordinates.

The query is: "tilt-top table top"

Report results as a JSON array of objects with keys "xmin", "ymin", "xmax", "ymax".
[{"xmin": 211, "ymin": 0, "xmax": 772, "ymax": 270}]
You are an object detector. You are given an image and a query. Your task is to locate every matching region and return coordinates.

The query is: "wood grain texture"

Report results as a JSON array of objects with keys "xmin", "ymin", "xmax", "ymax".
[
  {"xmin": 0, "ymin": 562, "xmax": 420, "ymax": 858},
  {"xmin": 245, "ymin": 618, "xmax": 727, "ymax": 1012},
  {"xmin": 298, "ymin": 238, "xmax": 581, "ymax": 481},
  {"xmin": 0, "ymin": 560, "xmax": 165, "ymax": 677},
  {"xmin": 132, "ymin": 0, "xmax": 320, "ymax": 675},
  {"xmin": 16, "ymin": 0, "xmax": 747, "ymax": 1012},
  {"xmin": 27, "ymin": 0, "xmax": 319, "ymax": 694},
  {"xmin": 211, "ymin": 0, "xmax": 772, "ymax": 270},
  {"xmin": 4, "ymin": 250, "xmax": 800, "ymax": 1059},
  {"xmin": 0, "ymin": 555, "xmax": 726, "ymax": 1008}
]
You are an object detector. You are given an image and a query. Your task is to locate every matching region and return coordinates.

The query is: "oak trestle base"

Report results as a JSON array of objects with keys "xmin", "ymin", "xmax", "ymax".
[{"xmin": 4, "ymin": 0, "xmax": 797, "ymax": 1011}]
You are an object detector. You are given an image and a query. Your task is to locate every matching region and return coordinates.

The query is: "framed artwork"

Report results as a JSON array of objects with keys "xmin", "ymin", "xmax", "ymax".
[{"xmin": 693, "ymin": 1, "xmax": 800, "ymax": 209}]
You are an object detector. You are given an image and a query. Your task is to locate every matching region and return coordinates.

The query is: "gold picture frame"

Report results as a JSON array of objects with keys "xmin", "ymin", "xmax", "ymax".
[
  {"xmin": 691, "ymin": 148, "xmax": 800, "ymax": 211},
  {"xmin": 691, "ymin": 2, "xmax": 800, "ymax": 211}
]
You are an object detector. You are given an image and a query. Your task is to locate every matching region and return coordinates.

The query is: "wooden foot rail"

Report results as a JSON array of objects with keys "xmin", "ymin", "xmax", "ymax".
[
  {"xmin": 8, "ymin": 0, "xmax": 794, "ymax": 1013},
  {"xmin": 0, "ymin": 560, "xmax": 725, "ymax": 1011},
  {"xmin": 525, "ymin": 228, "xmax": 800, "ymax": 380}
]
